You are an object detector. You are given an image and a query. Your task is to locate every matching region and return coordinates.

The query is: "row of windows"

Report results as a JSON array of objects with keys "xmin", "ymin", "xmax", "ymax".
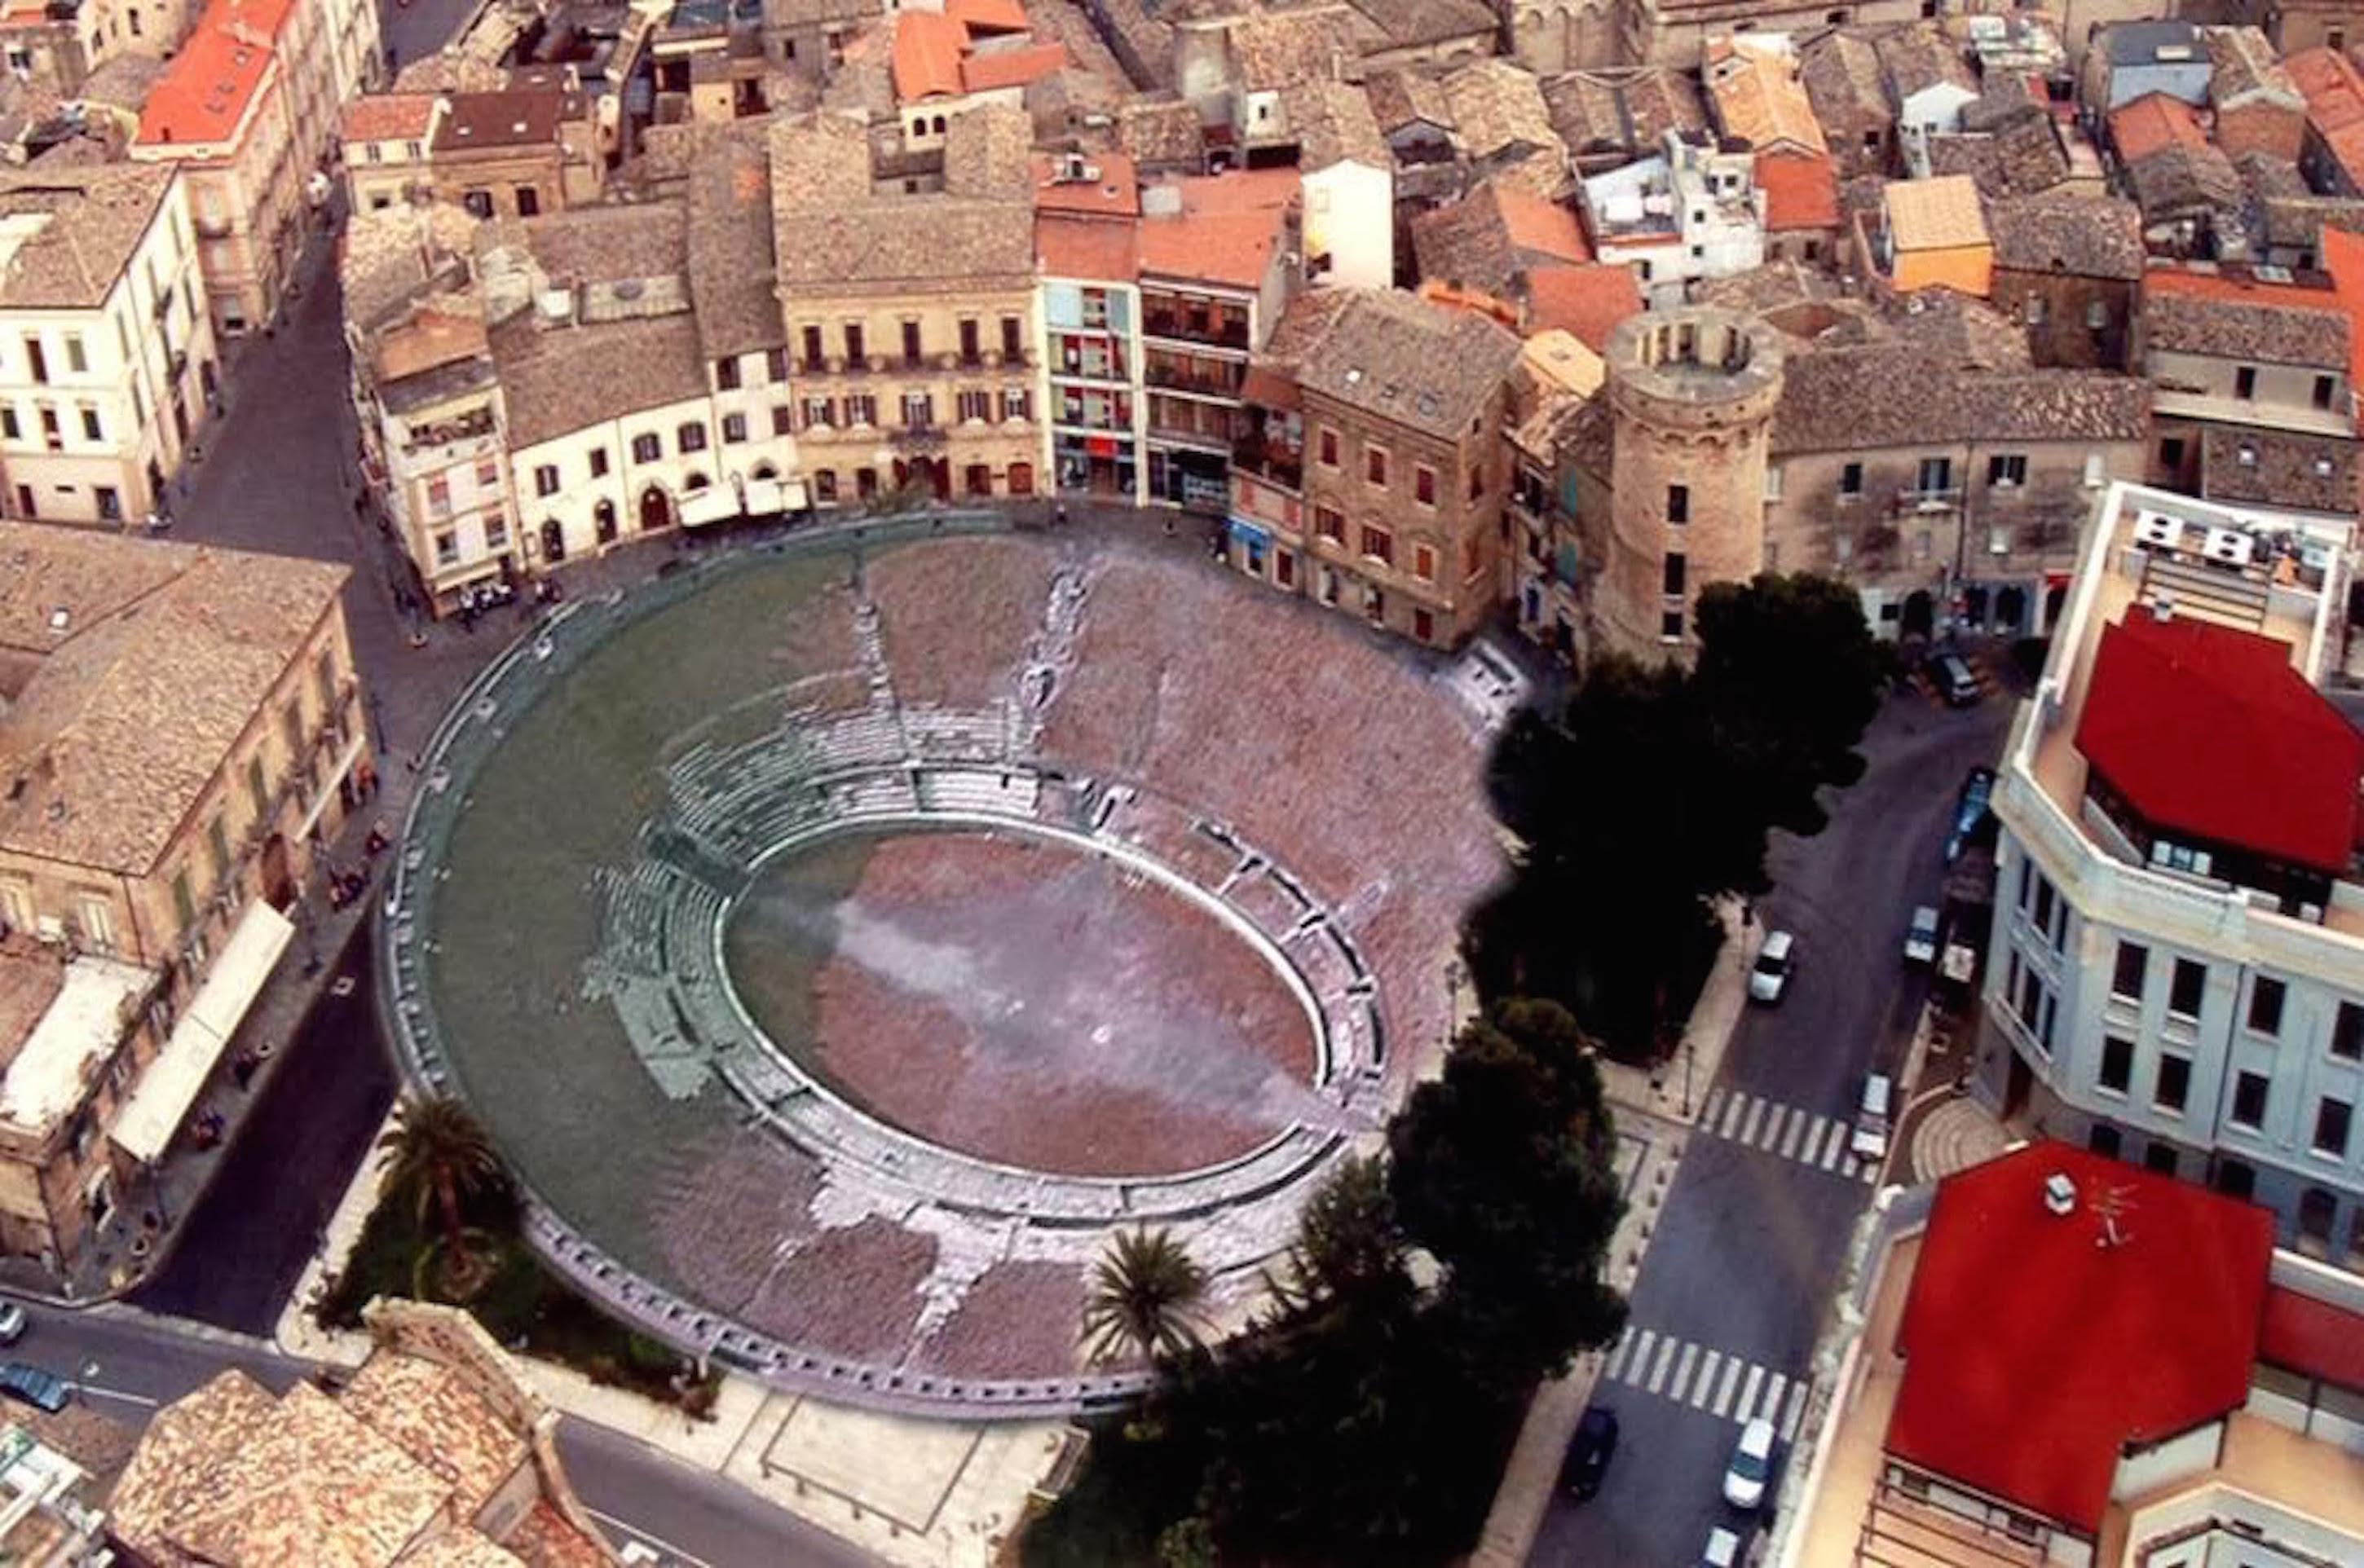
[
  {"xmin": 794, "ymin": 316, "xmax": 1026, "ymax": 370},
  {"xmin": 0, "ymin": 403, "xmax": 106, "ymax": 445},
  {"xmin": 1308, "ymin": 506, "xmax": 1478, "ymax": 584},
  {"xmin": 2110, "ymin": 932, "xmax": 2364, "ymax": 1055},
  {"xmin": 2094, "ymin": 1033, "xmax": 2356, "ymax": 1158},
  {"xmin": 1313, "ymin": 428, "xmax": 1467, "ymax": 507},
  {"xmin": 1830, "ymin": 452, "xmax": 2110, "ymax": 502}
]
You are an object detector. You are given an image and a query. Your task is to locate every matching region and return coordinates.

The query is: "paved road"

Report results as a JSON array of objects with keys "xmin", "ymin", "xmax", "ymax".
[
  {"xmin": 130, "ymin": 922, "xmax": 395, "ymax": 1333},
  {"xmin": 1533, "ymin": 680, "xmax": 2016, "ymax": 1568},
  {"xmin": 7, "ymin": 1302, "xmax": 876, "ymax": 1568}
]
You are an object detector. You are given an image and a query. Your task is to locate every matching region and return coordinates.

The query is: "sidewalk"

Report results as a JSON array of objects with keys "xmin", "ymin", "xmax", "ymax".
[
  {"xmin": 276, "ymin": 1111, "xmax": 1065, "ymax": 1568},
  {"xmin": 1465, "ymin": 897, "xmax": 1759, "ymax": 1568}
]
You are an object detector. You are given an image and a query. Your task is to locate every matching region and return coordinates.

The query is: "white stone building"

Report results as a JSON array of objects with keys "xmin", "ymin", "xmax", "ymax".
[
  {"xmin": 0, "ymin": 165, "xmax": 218, "ymax": 526},
  {"xmin": 1978, "ymin": 480, "xmax": 2364, "ymax": 1268},
  {"xmin": 1577, "ymin": 129, "xmax": 1764, "ymax": 304}
]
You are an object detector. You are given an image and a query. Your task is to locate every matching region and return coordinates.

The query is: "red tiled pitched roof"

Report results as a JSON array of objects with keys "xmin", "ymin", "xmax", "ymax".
[
  {"xmin": 135, "ymin": 0, "xmax": 296, "ymax": 148},
  {"xmin": 2077, "ymin": 606, "xmax": 2363, "ymax": 873},
  {"xmin": 893, "ymin": 9, "xmax": 967, "ymax": 101},
  {"xmin": 1522, "ymin": 262, "xmax": 1643, "ymax": 352},
  {"xmin": 1888, "ymin": 1143, "xmax": 2274, "ymax": 1534},
  {"xmin": 2107, "ymin": 91, "xmax": 2208, "ymax": 163},
  {"xmin": 1755, "ymin": 148, "xmax": 1839, "ymax": 232},
  {"xmin": 962, "ymin": 42, "xmax": 1066, "ymax": 93},
  {"xmin": 1493, "ymin": 185, "xmax": 1590, "ymax": 263}
]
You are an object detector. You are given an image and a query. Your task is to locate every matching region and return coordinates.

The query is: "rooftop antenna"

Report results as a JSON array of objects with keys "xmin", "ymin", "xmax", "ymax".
[{"xmin": 2093, "ymin": 1183, "xmax": 2136, "ymax": 1249}]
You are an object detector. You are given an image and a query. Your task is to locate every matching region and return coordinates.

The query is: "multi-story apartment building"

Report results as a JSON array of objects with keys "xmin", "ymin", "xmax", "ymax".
[
  {"xmin": 0, "ymin": 0, "xmax": 202, "ymax": 95},
  {"xmin": 2141, "ymin": 262, "xmax": 2362, "ymax": 524},
  {"xmin": 1978, "ymin": 481, "xmax": 2364, "ymax": 1266},
  {"xmin": 0, "ymin": 522, "xmax": 362, "ymax": 1273},
  {"xmin": 337, "ymin": 92, "xmax": 443, "ymax": 213},
  {"xmin": 1035, "ymin": 149, "xmax": 1146, "ymax": 502},
  {"xmin": 1229, "ymin": 286, "xmax": 1519, "ymax": 648},
  {"xmin": 430, "ymin": 87, "xmax": 602, "ymax": 221},
  {"xmin": 132, "ymin": 0, "xmax": 307, "ymax": 342},
  {"xmin": 0, "ymin": 165, "xmax": 218, "ymax": 526},
  {"xmin": 770, "ymin": 107, "xmax": 1041, "ymax": 504},
  {"xmin": 1137, "ymin": 167, "xmax": 1298, "ymax": 511}
]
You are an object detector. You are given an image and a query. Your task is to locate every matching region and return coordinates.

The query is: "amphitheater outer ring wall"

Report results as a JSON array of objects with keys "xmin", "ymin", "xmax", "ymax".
[{"xmin": 374, "ymin": 513, "xmax": 1494, "ymax": 1417}]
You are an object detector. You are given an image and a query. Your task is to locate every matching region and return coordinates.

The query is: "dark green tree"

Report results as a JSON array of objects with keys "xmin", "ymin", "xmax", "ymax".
[
  {"xmin": 376, "ymin": 1095, "xmax": 505, "ymax": 1270},
  {"xmin": 1692, "ymin": 572, "xmax": 1888, "ymax": 835},
  {"xmin": 1081, "ymin": 1228, "xmax": 1211, "ymax": 1365}
]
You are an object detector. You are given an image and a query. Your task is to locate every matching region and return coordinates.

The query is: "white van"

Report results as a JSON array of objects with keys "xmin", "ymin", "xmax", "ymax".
[{"xmin": 1850, "ymin": 1073, "xmax": 1894, "ymax": 1164}]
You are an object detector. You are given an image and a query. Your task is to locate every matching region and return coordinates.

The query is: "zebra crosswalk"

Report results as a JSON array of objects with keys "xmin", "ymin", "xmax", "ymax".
[
  {"xmin": 1697, "ymin": 1086, "xmax": 1882, "ymax": 1183},
  {"xmin": 1598, "ymin": 1326, "xmax": 1811, "ymax": 1440}
]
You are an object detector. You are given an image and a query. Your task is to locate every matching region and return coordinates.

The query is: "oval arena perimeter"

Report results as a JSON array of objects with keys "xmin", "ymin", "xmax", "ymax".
[{"xmin": 382, "ymin": 518, "xmax": 1504, "ymax": 1415}]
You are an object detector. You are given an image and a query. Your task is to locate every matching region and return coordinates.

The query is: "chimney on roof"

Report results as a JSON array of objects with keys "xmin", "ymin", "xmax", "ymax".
[{"xmin": 2042, "ymin": 1171, "xmax": 2076, "ymax": 1215}]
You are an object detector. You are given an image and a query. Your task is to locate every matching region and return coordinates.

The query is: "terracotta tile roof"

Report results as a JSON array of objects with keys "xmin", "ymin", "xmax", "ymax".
[
  {"xmin": 1409, "ymin": 179, "xmax": 1587, "ymax": 298},
  {"xmin": 342, "ymin": 92, "xmax": 440, "ymax": 143},
  {"xmin": 1342, "ymin": 0, "xmax": 1492, "ymax": 50},
  {"xmin": 1888, "ymin": 1143, "xmax": 2274, "ymax": 1535},
  {"xmin": 1444, "ymin": 57, "xmax": 1564, "ymax": 174},
  {"xmin": 1285, "ymin": 75, "xmax": 1386, "ymax": 168},
  {"xmin": 504, "ymin": 1501, "xmax": 615, "ymax": 1568},
  {"xmin": 2124, "ymin": 139, "xmax": 2243, "ymax": 221},
  {"xmin": 946, "ymin": 0, "xmax": 1027, "ymax": 32},
  {"xmin": 1521, "ymin": 260, "xmax": 1641, "ymax": 351},
  {"xmin": 892, "ymin": 7, "xmax": 965, "ymax": 99},
  {"xmin": 686, "ymin": 126, "xmax": 783, "ymax": 359},
  {"xmin": 1542, "ymin": 67, "xmax": 1707, "ymax": 161},
  {"xmin": 430, "ymin": 90, "xmax": 568, "ymax": 154},
  {"xmin": 1115, "ymin": 97, "xmax": 1203, "ymax": 169},
  {"xmin": 1754, "ymin": 148, "xmax": 1837, "ymax": 232},
  {"xmin": 135, "ymin": 0, "xmax": 295, "ymax": 148},
  {"xmin": 112, "ymin": 1374, "xmax": 452, "ymax": 1566},
  {"xmin": 1925, "ymin": 113, "xmax": 2068, "ymax": 200},
  {"xmin": 1883, "ymin": 173, "xmax": 1987, "ymax": 250},
  {"xmin": 1365, "ymin": 67, "xmax": 1451, "ymax": 134},
  {"xmin": 1033, "ymin": 148, "xmax": 1137, "ymax": 215},
  {"xmin": 0, "ymin": 523, "xmax": 349, "ymax": 877},
  {"xmin": 1775, "ymin": 331, "xmax": 2147, "ymax": 454},
  {"xmin": 1872, "ymin": 20, "xmax": 1975, "ymax": 103},
  {"xmin": 1987, "ymin": 188, "xmax": 2143, "ymax": 280},
  {"xmin": 0, "ymin": 164, "xmax": 175, "ymax": 308},
  {"xmin": 1137, "ymin": 167, "xmax": 1295, "ymax": 288},
  {"xmin": 491, "ymin": 311, "xmax": 709, "ymax": 450},
  {"xmin": 342, "ymin": 1354, "xmax": 528, "ymax": 1520},
  {"xmin": 2107, "ymin": 89, "xmax": 2207, "ymax": 163},
  {"xmin": 768, "ymin": 108, "xmax": 1032, "ymax": 290},
  {"xmin": 2142, "ymin": 274, "xmax": 2350, "ymax": 368},
  {"xmin": 395, "ymin": 1529, "xmax": 528, "ymax": 1567},
  {"xmin": 2197, "ymin": 421, "xmax": 2358, "ymax": 516},
  {"xmin": 1035, "ymin": 213, "xmax": 1136, "ymax": 280},
  {"xmin": 2080, "ymin": 608, "xmax": 2362, "ymax": 870},
  {"xmin": 1226, "ymin": 7, "xmax": 1356, "ymax": 90},
  {"xmin": 2289, "ymin": 46, "xmax": 2364, "ymax": 188},
  {"xmin": 514, "ymin": 201, "xmax": 686, "ymax": 288},
  {"xmin": 0, "ymin": 947, "xmax": 64, "ymax": 1068},
  {"xmin": 1704, "ymin": 35, "xmax": 1826, "ymax": 156},
  {"xmin": 962, "ymin": 40, "xmax": 1065, "ymax": 92},
  {"xmin": 1289, "ymin": 285, "xmax": 1521, "ymax": 439},
  {"xmin": 1798, "ymin": 30, "xmax": 1889, "ymax": 123}
]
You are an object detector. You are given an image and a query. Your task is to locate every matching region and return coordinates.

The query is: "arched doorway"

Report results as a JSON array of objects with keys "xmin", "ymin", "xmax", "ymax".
[
  {"xmin": 928, "ymin": 457, "xmax": 950, "ymax": 500},
  {"xmin": 1996, "ymin": 584, "xmax": 2027, "ymax": 632},
  {"xmin": 1961, "ymin": 584, "xmax": 1990, "ymax": 627},
  {"xmin": 752, "ymin": 461, "xmax": 778, "ymax": 481},
  {"xmin": 540, "ymin": 518, "xmax": 565, "ymax": 563},
  {"xmin": 1902, "ymin": 589, "xmax": 1934, "ymax": 640},
  {"xmin": 594, "ymin": 499, "xmax": 618, "ymax": 544},
  {"xmin": 638, "ymin": 487, "xmax": 672, "ymax": 532},
  {"xmin": 2300, "ymin": 1187, "xmax": 2337, "ymax": 1259}
]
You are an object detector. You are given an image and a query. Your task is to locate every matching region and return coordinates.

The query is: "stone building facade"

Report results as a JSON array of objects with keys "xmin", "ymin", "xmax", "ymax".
[{"xmin": 1594, "ymin": 307, "xmax": 1781, "ymax": 660}]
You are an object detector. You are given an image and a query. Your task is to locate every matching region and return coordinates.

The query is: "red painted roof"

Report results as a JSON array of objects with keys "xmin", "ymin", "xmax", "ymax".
[
  {"xmin": 2108, "ymin": 92, "xmax": 2208, "ymax": 163},
  {"xmin": 1036, "ymin": 214, "xmax": 1138, "ymax": 282},
  {"xmin": 1522, "ymin": 262, "xmax": 1643, "ymax": 352},
  {"xmin": 892, "ymin": 9, "xmax": 968, "ymax": 102},
  {"xmin": 135, "ymin": 0, "xmax": 295, "ymax": 149},
  {"xmin": 2260, "ymin": 1284, "xmax": 2364, "ymax": 1392},
  {"xmin": 2076, "ymin": 608, "xmax": 2363, "ymax": 873},
  {"xmin": 1493, "ymin": 185, "xmax": 1590, "ymax": 265},
  {"xmin": 1754, "ymin": 148, "xmax": 1839, "ymax": 233},
  {"xmin": 962, "ymin": 41, "xmax": 1066, "ymax": 93},
  {"xmin": 1136, "ymin": 170, "xmax": 1298, "ymax": 289},
  {"xmin": 2321, "ymin": 226, "xmax": 2364, "ymax": 390},
  {"xmin": 1888, "ymin": 1143, "xmax": 2273, "ymax": 1534},
  {"xmin": 946, "ymin": 0, "xmax": 1028, "ymax": 32}
]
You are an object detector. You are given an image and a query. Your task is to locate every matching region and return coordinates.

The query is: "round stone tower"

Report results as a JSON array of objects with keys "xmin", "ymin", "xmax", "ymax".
[{"xmin": 1599, "ymin": 308, "xmax": 1784, "ymax": 662}]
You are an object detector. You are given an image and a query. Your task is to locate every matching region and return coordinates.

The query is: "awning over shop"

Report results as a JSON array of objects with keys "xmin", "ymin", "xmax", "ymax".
[
  {"xmin": 112, "ymin": 901, "xmax": 293, "ymax": 1165},
  {"xmin": 1226, "ymin": 517, "xmax": 1272, "ymax": 548},
  {"xmin": 679, "ymin": 487, "xmax": 743, "ymax": 528}
]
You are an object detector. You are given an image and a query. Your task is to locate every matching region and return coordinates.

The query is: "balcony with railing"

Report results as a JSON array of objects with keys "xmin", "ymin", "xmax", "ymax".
[
  {"xmin": 1140, "ymin": 296, "xmax": 1251, "ymax": 351},
  {"xmin": 1145, "ymin": 359, "xmax": 1243, "ymax": 399},
  {"xmin": 1894, "ymin": 484, "xmax": 1965, "ymax": 513}
]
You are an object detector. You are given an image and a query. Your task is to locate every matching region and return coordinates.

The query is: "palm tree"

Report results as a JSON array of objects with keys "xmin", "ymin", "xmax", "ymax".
[
  {"xmin": 377, "ymin": 1095, "xmax": 504, "ymax": 1269},
  {"xmin": 1080, "ymin": 1227, "xmax": 1209, "ymax": 1366}
]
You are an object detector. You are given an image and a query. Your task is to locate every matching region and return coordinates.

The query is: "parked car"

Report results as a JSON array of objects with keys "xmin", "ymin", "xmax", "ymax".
[
  {"xmin": 1747, "ymin": 930, "xmax": 1796, "ymax": 1004},
  {"xmin": 0, "ymin": 1363, "xmax": 69, "ymax": 1415},
  {"xmin": 1851, "ymin": 1073, "xmax": 1894, "ymax": 1165},
  {"xmin": 1945, "ymin": 767, "xmax": 1996, "ymax": 864},
  {"xmin": 1722, "ymin": 1416, "xmax": 1777, "ymax": 1509},
  {"xmin": 0, "ymin": 1303, "xmax": 26, "ymax": 1346},
  {"xmin": 1930, "ymin": 650, "xmax": 1982, "ymax": 707},
  {"xmin": 1559, "ymin": 1405, "xmax": 1621, "ymax": 1499},
  {"xmin": 1903, "ymin": 905, "xmax": 1942, "ymax": 967},
  {"xmin": 1702, "ymin": 1526, "xmax": 1744, "ymax": 1567}
]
